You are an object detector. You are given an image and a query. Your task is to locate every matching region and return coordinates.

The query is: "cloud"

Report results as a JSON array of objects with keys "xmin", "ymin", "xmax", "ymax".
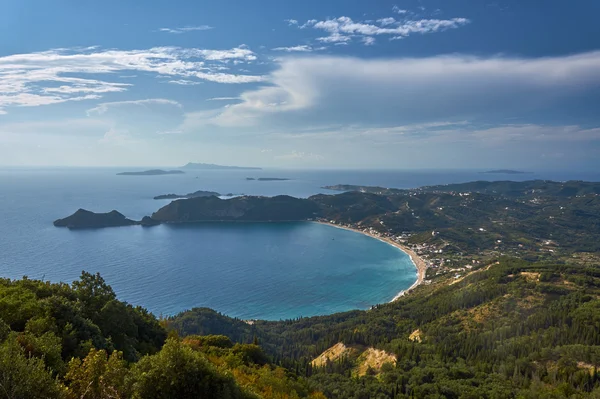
[
  {"xmin": 285, "ymin": 19, "xmax": 299, "ymax": 26},
  {"xmin": 362, "ymin": 37, "xmax": 376, "ymax": 46},
  {"xmin": 299, "ymin": 15, "xmax": 469, "ymax": 44},
  {"xmin": 159, "ymin": 25, "xmax": 214, "ymax": 34},
  {"xmin": 210, "ymin": 51, "xmax": 600, "ymax": 127},
  {"xmin": 274, "ymin": 150, "xmax": 324, "ymax": 161},
  {"xmin": 393, "ymin": 6, "xmax": 408, "ymax": 14},
  {"xmin": 272, "ymin": 45, "xmax": 314, "ymax": 52},
  {"xmin": 98, "ymin": 127, "xmax": 133, "ymax": 145},
  {"xmin": 377, "ymin": 17, "xmax": 396, "ymax": 26},
  {"xmin": 167, "ymin": 79, "xmax": 203, "ymax": 85},
  {"xmin": 87, "ymin": 99, "xmax": 181, "ymax": 116},
  {"xmin": 206, "ymin": 97, "xmax": 240, "ymax": 101},
  {"xmin": 316, "ymin": 33, "xmax": 352, "ymax": 43},
  {"xmin": 0, "ymin": 46, "xmax": 262, "ymax": 112}
]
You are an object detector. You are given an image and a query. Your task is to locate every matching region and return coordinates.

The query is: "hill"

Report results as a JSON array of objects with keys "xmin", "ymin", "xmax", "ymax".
[
  {"xmin": 169, "ymin": 257, "xmax": 600, "ymax": 398},
  {"xmin": 117, "ymin": 169, "xmax": 185, "ymax": 176},
  {"xmin": 181, "ymin": 163, "xmax": 262, "ymax": 170},
  {"xmin": 151, "ymin": 195, "xmax": 321, "ymax": 222},
  {"xmin": 53, "ymin": 209, "xmax": 139, "ymax": 229}
]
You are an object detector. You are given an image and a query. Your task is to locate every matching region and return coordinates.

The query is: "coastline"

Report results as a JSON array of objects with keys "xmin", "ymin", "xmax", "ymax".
[{"xmin": 313, "ymin": 221, "xmax": 427, "ymax": 301}]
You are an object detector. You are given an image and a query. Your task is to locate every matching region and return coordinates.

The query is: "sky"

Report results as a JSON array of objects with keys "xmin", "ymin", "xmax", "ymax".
[{"xmin": 1, "ymin": 0, "xmax": 600, "ymax": 169}]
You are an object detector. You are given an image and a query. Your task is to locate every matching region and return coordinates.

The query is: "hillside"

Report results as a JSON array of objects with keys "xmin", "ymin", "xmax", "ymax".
[
  {"xmin": 151, "ymin": 195, "xmax": 321, "ymax": 222},
  {"xmin": 169, "ymin": 257, "xmax": 600, "ymax": 398},
  {"xmin": 0, "ymin": 273, "xmax": 323, "ymax": 399}
]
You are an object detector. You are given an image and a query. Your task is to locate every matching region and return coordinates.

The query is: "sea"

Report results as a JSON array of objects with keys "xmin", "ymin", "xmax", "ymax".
[{"xmin": 1, "ymin": 167, "xmax": 598, "ymax": 320}]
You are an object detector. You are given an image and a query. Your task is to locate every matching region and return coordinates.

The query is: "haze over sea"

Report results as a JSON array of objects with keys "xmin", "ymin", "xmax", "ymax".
[{"xmin": 1, "ymin": 167, "xmax": 598, "ymax": 320}]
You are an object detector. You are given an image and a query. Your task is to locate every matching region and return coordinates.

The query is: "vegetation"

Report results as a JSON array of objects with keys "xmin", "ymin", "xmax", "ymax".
[
  {"xmin": 3, "ymin": 260, "xmax": 600, "ymax": 397},
  {"xmin": 170, "ymin": 258, "xmax": 600, "ymax": 398},
  {"xmin": 0, "ymin": 272, "xmax": 321, "ymax": 398},
  {"xmin": 16, "ymin": 180, "xmax": 600, "ymax": 396}
]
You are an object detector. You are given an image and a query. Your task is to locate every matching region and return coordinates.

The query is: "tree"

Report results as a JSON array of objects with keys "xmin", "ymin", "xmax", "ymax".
[
  {"xmin": 65, "ymin": 348, "xmax": 130, "ymax": 399},
  {"xmin": 130, "ymin": 338, "xmax": 246, "ymax": 399},
  {"xmin": 0, "ymin": 338, "xmax": 64, "ymax": 398}
]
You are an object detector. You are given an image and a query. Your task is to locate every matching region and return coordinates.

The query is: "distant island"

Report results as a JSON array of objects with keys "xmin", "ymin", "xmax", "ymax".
[
  {"xmin": 154, "ymin": 190, "xmax": 222, "ymax": 200},
  {"xmin": 117, "ymin": 170, "xmax": 185, "ymax": 176},
  {"xmin": 181, "ymin": 163, "xmax": 261, "ymax": 170},
  {"xmin": 246, "ymin": 177, "xmax": 291, "ymax": 181},
  {"xmin": 480, "ymin": 169, "xmax": 530, "ymax": 175}
]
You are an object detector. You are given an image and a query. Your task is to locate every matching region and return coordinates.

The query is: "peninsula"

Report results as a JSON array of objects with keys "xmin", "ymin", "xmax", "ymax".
[
  {"xmin": 480, "ymin": 169, "xmax": 530, "ymax": 174},
  {"xmin": 153, "ymin": 190, "xmax": 221, "ymax": 200},
  {"xmin": 117, "ymin": 169, "xmax": 184, "ymax": 176},
  {"xmin": 246, "ymin": 177, "xmax": 291, "ymax": 181},
  {"xmin": 181, "ymin": 162, "xmax": 261, "ymax": 170}
]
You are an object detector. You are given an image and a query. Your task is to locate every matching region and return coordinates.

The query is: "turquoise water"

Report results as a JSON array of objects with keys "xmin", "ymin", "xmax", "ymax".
[{"xmin": 1, "ymin": 167, "xmax": 597, "ymax": 320}]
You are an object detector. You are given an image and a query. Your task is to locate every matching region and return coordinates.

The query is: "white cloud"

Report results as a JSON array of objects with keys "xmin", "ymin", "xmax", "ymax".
[
  {"xmin": 299, "ymin": 15, "xmax": 469, "ymax": 44},
  {"xmin": 87, "ymin": 98, "xmax": 181, "ymax": 116},
  {"xmin": 285, "ymin": 19, "xmax": 299, "ymax": 26},
  {"xmin": 159, "ymin": 25, "xmax": 214, "ymax": 34},
  {"xmin": 167, "ymin": 79, "xmax": 203, "ymax": 85},
  {"xmin": 377, "ymin": 17, "xmax": 396, "ymax": 26},
  {"xmin": 362, "ymin": 37, "xmax": 376, "ymax": 46},
  {"xmin": 206, "ymin": 97, "xmax": 240, "ymax": 101},
  {"xmin": 0, "ymin": 46, "xmax": 262, "ymax": 112},
  {"xmin": 393, "ymin": 6, "xmax": 408, "ymax": 14},
  {"xmin": 272, "ymin": 45, "xmax": 314, "ymax": 52},
  {"xmin": 316, "ymin": 33, "xmax": 352, "ymax": 43},
  {"xmin": 210, "ymin": 51, "xmax": 600, "ymax": 127}
]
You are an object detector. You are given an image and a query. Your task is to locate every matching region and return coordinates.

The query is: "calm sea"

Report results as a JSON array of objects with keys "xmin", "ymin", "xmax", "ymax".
[{"xmin": 0, "ymin": 167, "xmax": 597, "ymax": 320}]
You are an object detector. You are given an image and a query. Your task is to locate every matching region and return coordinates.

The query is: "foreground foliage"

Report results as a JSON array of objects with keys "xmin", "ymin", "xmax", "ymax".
[{"xmin": 0, "ymin": 272, "xmax": 319, "ymax": 398}]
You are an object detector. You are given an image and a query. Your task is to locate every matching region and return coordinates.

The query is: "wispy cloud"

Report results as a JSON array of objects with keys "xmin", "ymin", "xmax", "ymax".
[
  {"xmin": 392, "ymin": 6, "xmax": 408, "ymax": 14},
  {"xmin": 167, "ymin": 79, "xmax": 203, "ymax": 85},
  {"xmin": 158, "ymin": 25, "xmax": 214, "ymax": 34},
  {"xmin": 272, "ymin": 45, "xmax": 314, "ymax": 52},
  {"xmin": 274, "ymin": 150, "xmax": 324, "ymax": 161},
  {"xmin": 284, "ymin": 19, "xmax": 299, "ymax": 26},
  {"xmin": 0, "ymin": 46, "xmax": 263, "ymax": 112},
  {"xmin": 210, "ymin": 51, "xmax": 600, "ymax": 127},
  {"xmin": 362, "ymin": 37, "xmax": 376, "ymax": 46},
  {"xmin": 206, "ymin": 97, "xmax": 240, "ymax": 101},
  {"xmin": 296, "ymin": 15, "xmax": 469, "ymax": 45},
  {"xmin": 86, "ymin": 99, "xmax": 181, "ymax": 116}
]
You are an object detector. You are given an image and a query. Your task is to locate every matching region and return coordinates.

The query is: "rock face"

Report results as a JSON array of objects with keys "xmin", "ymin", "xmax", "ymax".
[
  {"xmin": 117, "ymin": 170, "xmax": 185, "ymax": 176},
  {"xmin": 153, "ymin": 190, "xmax": 221, "ymax": 200},
  {"xmin": 53, "ymin": 209, "xmax": 139, "ymax": 229},
  {"xmin": 151, "ymin": 195, "xmax": 321, "ymax": 223}
]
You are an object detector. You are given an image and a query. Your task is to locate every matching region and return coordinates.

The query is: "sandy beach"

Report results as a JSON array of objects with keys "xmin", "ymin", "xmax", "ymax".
[{"xmin": 314, "ymin": 221, "xmax": 427, "ymax": 301}]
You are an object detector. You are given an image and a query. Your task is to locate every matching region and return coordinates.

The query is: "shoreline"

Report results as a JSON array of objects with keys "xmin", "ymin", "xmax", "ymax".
[{"xmin": 313, "ymin": 221, "xmax": 427, "ymax": 301}]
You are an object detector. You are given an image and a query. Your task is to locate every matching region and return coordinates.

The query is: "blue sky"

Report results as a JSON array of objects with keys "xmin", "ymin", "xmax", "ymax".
[{"xmin": 1, "ymin": 0, "xmax": 599, "ymax": 169}]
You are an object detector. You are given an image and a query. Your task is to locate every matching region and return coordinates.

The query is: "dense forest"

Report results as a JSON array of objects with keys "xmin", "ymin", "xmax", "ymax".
[
  {"xmin": 0, "ymin": 272, "xmax": 322, "ymax": 398},
  {"xmin": 3, "ymin": 257, "xmax": 600, "ymax": 397}
]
